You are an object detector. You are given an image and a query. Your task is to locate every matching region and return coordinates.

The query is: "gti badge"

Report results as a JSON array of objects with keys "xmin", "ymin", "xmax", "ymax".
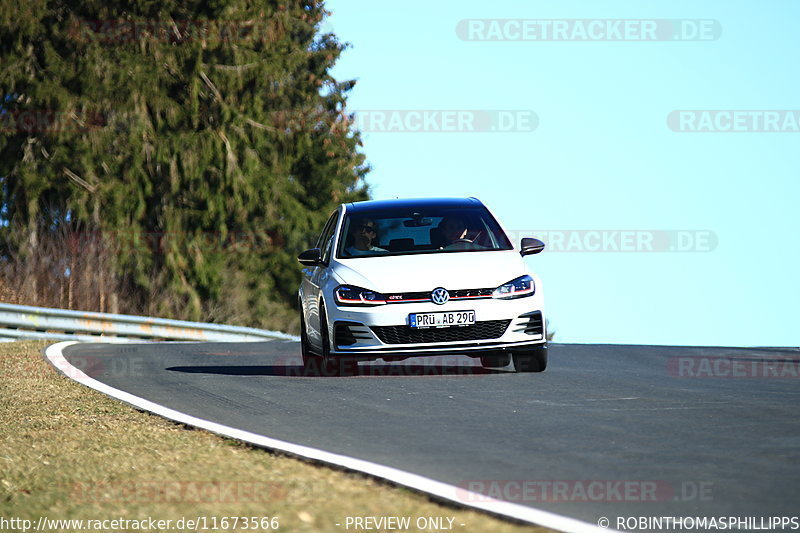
[{"xmin": 431, "ymin": 287, "xmax": 450, "ymax": 305}]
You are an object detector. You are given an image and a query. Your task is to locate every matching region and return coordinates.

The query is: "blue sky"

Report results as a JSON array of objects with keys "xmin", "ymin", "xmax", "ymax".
[{"xmin": 326, "ymin": 0, "xmax": 799, "ymax": 347}]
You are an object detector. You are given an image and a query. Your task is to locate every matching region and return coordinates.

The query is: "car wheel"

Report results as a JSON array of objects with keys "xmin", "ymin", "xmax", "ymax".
[
  {"xmin": 319, "ymin": 302, "xmax": 357, "ymax": 377},
  {"xmin": 479, "ymin": 352, "xmax": 511, "ymax": 368},
  {"xmin": 512, "ymin": 344, "xmax": 548, "ymax": 373},
  {"xmin": 300, "ymin": 310, "xmax": 323, "ymax": 374}
]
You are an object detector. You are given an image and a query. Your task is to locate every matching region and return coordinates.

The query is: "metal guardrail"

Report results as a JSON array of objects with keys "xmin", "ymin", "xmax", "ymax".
[{"xmin": 0, "ymin": 302, "xmax": 297, "ymax": 343}]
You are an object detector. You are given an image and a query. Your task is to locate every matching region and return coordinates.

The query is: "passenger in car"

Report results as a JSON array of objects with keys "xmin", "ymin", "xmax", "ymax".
[{"xmin": 344, "ymin": 218, "xmax": 387, "ymax": 256}]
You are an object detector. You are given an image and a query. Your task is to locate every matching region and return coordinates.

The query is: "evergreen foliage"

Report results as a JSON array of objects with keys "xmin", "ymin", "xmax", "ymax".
[{"xmin": 0, "ymin": 0, "xmax": 369, "ymax": 330}]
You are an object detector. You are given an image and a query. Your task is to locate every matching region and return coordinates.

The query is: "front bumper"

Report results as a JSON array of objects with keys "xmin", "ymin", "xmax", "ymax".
[{"xmin": 325, "ymin": 295, "xmax": 546, "ymax": 358}]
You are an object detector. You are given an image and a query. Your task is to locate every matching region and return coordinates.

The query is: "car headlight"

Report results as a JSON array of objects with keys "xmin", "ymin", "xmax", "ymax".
[
  {"xmin": 334, "ymin": 285, "xmax": 387, "ymax": 306},
  {"xmin": 492, "ymin": 275, "xmax": 535, "ymax": 299}
]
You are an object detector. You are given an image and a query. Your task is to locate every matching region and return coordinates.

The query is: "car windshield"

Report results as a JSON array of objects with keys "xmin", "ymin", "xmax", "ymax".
[{"xmin": 337, "ymin": 206, "xmax": 513, "ymax": 258}]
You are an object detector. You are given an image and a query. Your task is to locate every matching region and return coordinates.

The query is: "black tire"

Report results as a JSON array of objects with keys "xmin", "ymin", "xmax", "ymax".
[
  {"xmin": 300, "ymin": 311, "xmax": 323, "ymax": 375},
  {"xmin": 479, "ymin": 353, "xmax": 511, "ymax": 368},
  {"xmin": 512, "ymin": 344, "xmax": 548, "ymax": 373},
  {"xmin": 318, "ymin": 302, "xmax": 357, "ymax": 377}
]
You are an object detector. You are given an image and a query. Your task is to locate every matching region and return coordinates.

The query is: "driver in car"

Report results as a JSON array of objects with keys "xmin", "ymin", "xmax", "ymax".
[{"xmin": 439, "ymin": 216, "xmax": 484, "ymax": 250}]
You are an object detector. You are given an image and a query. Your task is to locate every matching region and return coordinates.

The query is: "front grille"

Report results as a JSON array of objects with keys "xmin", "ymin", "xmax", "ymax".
[
  {"xmin": 370, "ymin": 320, "xmax": 510, "ymax": 344},
  {"xmin": 452, "ymin": 288, "xmax": 494, "ymax": 298},
  {"xmin": 384, "ymin": 287, "xmax": 494, "ymax": 303}
]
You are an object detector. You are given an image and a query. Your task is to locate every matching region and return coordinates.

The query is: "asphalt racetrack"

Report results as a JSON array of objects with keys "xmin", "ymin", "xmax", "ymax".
[{"xmin": 55, "ymin": 342, "xmax": 800, "ymax": 530}]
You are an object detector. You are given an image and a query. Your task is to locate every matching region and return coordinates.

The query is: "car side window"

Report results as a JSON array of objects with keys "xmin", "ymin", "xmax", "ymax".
[{"xmin": 316, "ymin": 211, "xmax": 340, "ymax": 264}]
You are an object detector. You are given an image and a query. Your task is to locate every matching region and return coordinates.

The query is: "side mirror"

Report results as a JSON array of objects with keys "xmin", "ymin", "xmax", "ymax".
[
  {"xmin": 520, "ymin": 238, "xmax": 545, "ymax": 256},
  {"xmin": 298, "ymin": 248, "xmax": 324, "ymax": 266}
]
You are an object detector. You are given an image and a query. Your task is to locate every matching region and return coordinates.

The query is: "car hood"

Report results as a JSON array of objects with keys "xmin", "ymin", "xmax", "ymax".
[{"xmin": 331, "ymin": 251, "xmax": 528, "ymax": 292}]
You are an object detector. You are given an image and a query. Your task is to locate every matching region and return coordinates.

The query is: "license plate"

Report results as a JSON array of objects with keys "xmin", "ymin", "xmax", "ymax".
[{"xmin": 409, "ymin": 310, "xmax": 476, "ymax": 329}]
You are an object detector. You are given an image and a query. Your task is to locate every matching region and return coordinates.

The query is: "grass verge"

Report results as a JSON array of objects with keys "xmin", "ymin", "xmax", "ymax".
[{"xmin": 0, "ymin": 341, "xmax": 552, "ymax": 532}]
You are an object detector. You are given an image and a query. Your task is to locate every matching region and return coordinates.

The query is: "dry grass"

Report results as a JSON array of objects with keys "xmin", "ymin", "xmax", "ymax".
[
  {"xmin": 0, "ymin": 223, "xmax": 301, "ymax": 334},
  {"xmin": 0, "ymin": 341, "xmax": 552, "ymax": 532}
]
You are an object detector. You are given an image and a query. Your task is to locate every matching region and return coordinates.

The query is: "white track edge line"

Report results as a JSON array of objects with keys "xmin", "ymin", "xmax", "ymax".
[{"xmin": 44, "ymin": 341, "xmax": 612, "ymax": 533}]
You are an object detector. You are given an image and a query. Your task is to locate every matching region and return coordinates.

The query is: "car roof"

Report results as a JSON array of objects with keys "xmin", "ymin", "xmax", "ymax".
[{"xmin": 343, "ymin": 197, "xmax": 483, "ymax": 214}]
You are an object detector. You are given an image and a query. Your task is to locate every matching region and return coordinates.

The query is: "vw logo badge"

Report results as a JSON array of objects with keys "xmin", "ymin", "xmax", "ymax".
[{"xmin": 431, "ymin": 287, "xmax": 450, "ymax": 305}]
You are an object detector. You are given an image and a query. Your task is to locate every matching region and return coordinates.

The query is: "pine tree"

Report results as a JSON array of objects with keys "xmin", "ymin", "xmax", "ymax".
[{"xmin": 0, "ymin": 0, "xmax": 369, "ymax": 330}]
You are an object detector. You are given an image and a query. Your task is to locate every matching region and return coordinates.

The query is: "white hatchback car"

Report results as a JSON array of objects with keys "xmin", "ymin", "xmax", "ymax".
[{"xmin": 297, "ymin": 197, "xmax": 547, "ymax": 375}]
